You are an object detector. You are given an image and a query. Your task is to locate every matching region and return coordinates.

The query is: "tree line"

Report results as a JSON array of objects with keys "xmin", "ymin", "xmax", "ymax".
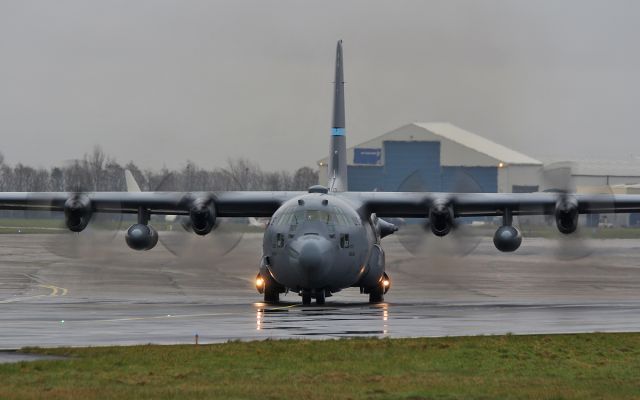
[{"xmin": 0, "ymin": 147, "xmax": 319, "ymax": 192}]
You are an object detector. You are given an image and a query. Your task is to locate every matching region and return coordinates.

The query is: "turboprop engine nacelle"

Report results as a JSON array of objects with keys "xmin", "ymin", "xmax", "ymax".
[
  {"xmin": 125, "ymin": 224, "xmax": 159, "ymax": 251},
  {"xmin": 555, "ymin": 197, "xmax": 579, "ymax": 234},
  {"xmin": 371, "ymin": 214, "xmax": 398, "ymax": 239},
  {"xmin": 429, "ymin": 200, "xmax": 453, "ymax": 237},
  {"xmin": 189, "ymin": 198, "xmax": 216, "ymax": 236},
  {"xmin": 64, "ymin": 195, "xmax": 92, "ymax": 232}
]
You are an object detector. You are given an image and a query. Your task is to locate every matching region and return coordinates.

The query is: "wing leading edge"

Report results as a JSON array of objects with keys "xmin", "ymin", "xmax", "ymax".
[
  {"xmin": 4, "ymin": 191, "xmax": 640, "ymax": 218},
  {"xmin": 0, "ymin": 191, "xmax": 303, "ymax": 217},
  {"xmin": 344, "ymin": 192, "xmax": 640, "ymax": 218}
]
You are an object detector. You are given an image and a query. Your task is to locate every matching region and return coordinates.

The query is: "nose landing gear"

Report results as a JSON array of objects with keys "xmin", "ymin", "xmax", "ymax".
[
  {"xmin": 301, "ymin": 289, "xmax": 327, "ymax": 305},
  {"xmin": 256, "ymin": 273, "xmax": 284, "ymax": 304},
  {"xmin": 366, "ymin": 273, "xmax": 391, "ymax": 304}
]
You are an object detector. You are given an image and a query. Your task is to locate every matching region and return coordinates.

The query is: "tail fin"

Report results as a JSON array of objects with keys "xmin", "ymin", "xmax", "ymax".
[
  {"xmin": 124, "ymin": 169, "xmax": 141, "ymax": 192},
  {"xmin": 327, "ymin": 40, "xmax": 348, "ymax": 192}
]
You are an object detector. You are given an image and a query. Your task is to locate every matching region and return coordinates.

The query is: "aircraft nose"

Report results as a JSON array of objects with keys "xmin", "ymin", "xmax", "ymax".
[{"xmin": 289, "ymin": 235, "xmax": 333, "ymax": 287}]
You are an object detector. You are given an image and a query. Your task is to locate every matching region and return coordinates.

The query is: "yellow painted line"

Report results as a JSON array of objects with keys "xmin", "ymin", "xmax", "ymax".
[
  {"xmin": 36, "ymin": 284, "xmax": 68, "ymax": 297},
  {"xmin": 0, "ymin": 283, "xmax": 68, "ymax": 304},
  {"xmin": 267, "ymin": 304, "xmax": 300, "ymax": 311},
  {"xmin": 36, "ymin": 284, "xmax": 58, "ymax": 296}
]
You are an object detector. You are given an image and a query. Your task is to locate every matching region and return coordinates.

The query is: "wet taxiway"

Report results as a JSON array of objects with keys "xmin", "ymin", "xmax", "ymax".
[{"xmin": 2, "ymin": 232, "xmax": 640, "ymax": 349}]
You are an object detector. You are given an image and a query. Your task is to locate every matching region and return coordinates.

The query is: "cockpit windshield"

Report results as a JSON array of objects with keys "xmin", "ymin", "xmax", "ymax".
[{"xmin": 273, "ymin": 206, "xmax": 357, "ymax": 227}]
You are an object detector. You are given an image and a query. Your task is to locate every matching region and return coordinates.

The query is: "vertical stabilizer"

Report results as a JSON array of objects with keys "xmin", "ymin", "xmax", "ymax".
[
  {"xmin": 124, "ymin": 170, "xmax": 141, "ymax": 192},
  {"xmin": 328, "ymin": 40, "xmax": 348, "ymax": 192}
]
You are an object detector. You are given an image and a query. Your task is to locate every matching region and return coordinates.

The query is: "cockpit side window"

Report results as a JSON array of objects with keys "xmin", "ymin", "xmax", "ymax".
[{"xmin": 331, "ymin": 206, "xmax": 358, "ymax": 226}]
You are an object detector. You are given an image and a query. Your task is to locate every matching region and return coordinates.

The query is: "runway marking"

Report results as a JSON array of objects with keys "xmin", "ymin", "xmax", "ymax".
[
  {"xmin": 35, "ymin": 284, "xmax": 68, "ymax": 297},
  {"xmin": 0, "ymin": 283, "xmax": 68, "ymax": 304},
  {"xmin": 266, "ymin": 304, "xmax": 301, "ymax": 311}
]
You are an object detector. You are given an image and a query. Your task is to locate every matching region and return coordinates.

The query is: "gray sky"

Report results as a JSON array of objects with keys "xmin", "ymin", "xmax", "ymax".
[{"xmin": 1, "ymin": 0, "xmax": 640, "ymax": 171}]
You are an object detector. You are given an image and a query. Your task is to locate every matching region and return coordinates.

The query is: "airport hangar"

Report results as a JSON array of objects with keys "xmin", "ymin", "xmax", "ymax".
[
  {"xmin": 318, "ymin": 122, "xmax": 542, "ymax": 195},
  {"xmin": 317, "ymin": 122, "xmax": 640, "ymax": 226}
]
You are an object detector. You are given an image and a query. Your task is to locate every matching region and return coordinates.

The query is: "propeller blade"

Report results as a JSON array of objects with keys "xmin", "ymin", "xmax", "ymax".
[
  {"xmin": 535, "ymin": 163, "xmax": 615, "ymax": 260},
  {"xmin": 23, "ymin": 182, "xmax": 125, "ymax": 260},
  {"xmin": 395, "ymin": 169, "xmax": 484, "ymax": 257},
  {"xmin": 151, "ymin": 172, "xmax": 247, "ymax": 258}
]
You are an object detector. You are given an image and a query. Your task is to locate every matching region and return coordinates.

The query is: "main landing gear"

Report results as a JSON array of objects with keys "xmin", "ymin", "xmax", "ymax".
[{"xmin": 301, "ymin": 289, "xmax": 326, "ymax": 305}]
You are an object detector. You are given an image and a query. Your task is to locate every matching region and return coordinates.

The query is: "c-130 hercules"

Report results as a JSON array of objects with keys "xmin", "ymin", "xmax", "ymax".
[{"xmin": 3, "ymin": 41, "xmax": 640, "ymax": 305}]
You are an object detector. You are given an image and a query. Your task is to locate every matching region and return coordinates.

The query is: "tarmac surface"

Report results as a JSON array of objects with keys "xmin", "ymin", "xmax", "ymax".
[{"xmin": 2, "ymin": 231, "xmax": 640, "ymax": 353}]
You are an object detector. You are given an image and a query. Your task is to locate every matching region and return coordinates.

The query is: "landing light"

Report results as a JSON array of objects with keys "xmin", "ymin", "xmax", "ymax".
[
  {"xmin": 256, "ymin": 277, "xmax": 265, "ymax": 288},
  {"xmin": 383, "ymin": 279, "xmax": 390, "ymax": 287}
]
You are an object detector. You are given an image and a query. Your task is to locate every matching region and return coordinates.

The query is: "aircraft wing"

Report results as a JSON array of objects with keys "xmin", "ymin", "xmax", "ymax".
[
  {"xmin": 4, "ymin": 191, "xmax": 640, "ymax": 218},
  {"xmin": 0, "ymin": 191, "xmax": 303, "ymax": 217},
  {"xmin": 346, "ymin": 192, "xmax": 640, "ymax": 218}
]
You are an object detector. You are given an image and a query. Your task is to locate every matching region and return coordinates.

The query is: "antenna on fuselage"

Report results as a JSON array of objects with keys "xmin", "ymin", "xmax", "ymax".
[{"xmin": 327, "ymin": 40, "xmax": 348, "ymax": 192}]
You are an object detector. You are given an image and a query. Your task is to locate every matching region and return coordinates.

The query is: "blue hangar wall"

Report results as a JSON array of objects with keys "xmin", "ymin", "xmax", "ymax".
[{"xmin": 347, "ymin": 141, "xmax": 498, "ymax": 193}]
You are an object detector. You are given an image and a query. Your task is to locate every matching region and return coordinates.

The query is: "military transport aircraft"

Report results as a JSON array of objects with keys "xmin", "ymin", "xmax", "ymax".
[{"xmin": 2, "ymin": 41, "xmax": 640, "ymax": 305}]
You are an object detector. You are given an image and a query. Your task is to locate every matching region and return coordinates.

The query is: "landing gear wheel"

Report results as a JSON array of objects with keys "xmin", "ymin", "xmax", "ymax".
[
  {"xmin": 302, "ymin": 292, "xmax": 312, "ymax": 305},
  {"xmin": 369, "ymin": 286, "xmax": 384, "ymax": 303},
  {"xmin": 264, "ymin": 287, "xmax": 279, "ymax": 304},
  {"xmin": 316, "ymin": 290, "xmax": 326, "ymax": 305}
]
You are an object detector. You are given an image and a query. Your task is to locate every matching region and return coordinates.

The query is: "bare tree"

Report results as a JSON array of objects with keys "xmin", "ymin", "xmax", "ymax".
[
  {"xmin": 0, "ymin": 146, "xmax": 317, "ymax": 193},
  {"xmin": 86, "ymin": 145, "xmax": 106, "ymax": 191},
  {"xmin": 292, "ymin": 166, "xmax": 319, "ymax": 190},
  {"xmin": 64, "ymin": 160, "xmax": 92, "ymax": 191},
  {"xmin": 103, "ymin": 160, "xmax": 125, "ymax": 191},
  {"xmin": 50, "ymin": 167, "xmax": 64, "ymax": 191},
  {"xmin": 0, "ymin": 165, "xmax": 14, "ymax": 191}
]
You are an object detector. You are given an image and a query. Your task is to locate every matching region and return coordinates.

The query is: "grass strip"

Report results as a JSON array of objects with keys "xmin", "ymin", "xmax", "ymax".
[{"xmin": 1, "ymin": 333, "xmax": 640, "ymax": 399}]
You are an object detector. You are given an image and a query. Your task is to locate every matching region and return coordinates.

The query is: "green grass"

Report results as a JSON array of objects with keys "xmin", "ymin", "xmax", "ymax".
[{"xmin": 2, "ymin": 333, "xmax": 640, "ymax": 399}]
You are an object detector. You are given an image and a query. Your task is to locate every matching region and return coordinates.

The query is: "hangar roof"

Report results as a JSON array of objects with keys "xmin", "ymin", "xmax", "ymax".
[
  {"xmin": 412, "ymin": 123, "xmax": 541, "ymax": 165},
  {"xmin": 542, "ymin": 158, "xmax": 640, "ymax": 177},
  {"xmin": 317, "ymin": 122, "xmax": 542, "ymax": 166}
]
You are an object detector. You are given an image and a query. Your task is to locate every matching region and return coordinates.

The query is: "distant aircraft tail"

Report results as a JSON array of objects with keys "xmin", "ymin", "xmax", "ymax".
[
  {"xmin": 124, "ymin": 170, "xmax": 141, "ymax": 192},
  {"xmin": 328, "ymin": 40, "xmax": 348, "ymax": 192},
  {"xmin": 125, "ymin": 169, "xmax": 176, "ymax": 221}
]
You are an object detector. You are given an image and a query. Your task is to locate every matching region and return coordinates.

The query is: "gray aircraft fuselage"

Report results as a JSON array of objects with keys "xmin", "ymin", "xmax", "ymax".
[
  {"xmin": 257, "ymin": 41, "xmax": 391, "ymax": 303},
  {"xmin": 260, "ymin": 191, "xmax": 385, "ymax": 297}
]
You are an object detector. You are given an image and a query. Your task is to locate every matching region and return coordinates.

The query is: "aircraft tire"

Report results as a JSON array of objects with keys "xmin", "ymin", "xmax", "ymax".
[
  {"xmin": 264, "ymin": 286, "xmax": 280, "ymax": 304},
  {"xmin": 316, "ymin": 290, "xmax": 325, "ymax": 305},
  {"xmin": 369, "ymin": 286, "xmax": 384, "ymax": 303},
  {"xmin": 302, "ymin": 292, "xmax": 312, "ymax": 305}
]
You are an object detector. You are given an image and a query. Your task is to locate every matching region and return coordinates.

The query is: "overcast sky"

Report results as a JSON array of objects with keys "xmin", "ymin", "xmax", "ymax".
[{"xmin": 1, "ymin": 0, "xmax": 639, "ymax": 171}]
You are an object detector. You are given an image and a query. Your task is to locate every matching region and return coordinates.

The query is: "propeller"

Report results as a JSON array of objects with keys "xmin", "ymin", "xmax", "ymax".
[
  {"xmin": 150, "ymin": 172, "xmax": 246, "ymax": 259},
  {"xmin": 22, "ymin": 184, "xmax": 125, "ymax": 260},
  {"xmin": 521, "ymin": 162, "xmax": 616, "ymax": 260},
  {"xmin": 395, "ymin": 169, "xmax": 486, "ymax": 257}
]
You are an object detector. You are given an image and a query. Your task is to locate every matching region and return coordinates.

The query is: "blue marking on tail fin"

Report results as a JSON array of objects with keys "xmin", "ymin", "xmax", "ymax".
[{"xmin": 331, "ymin": 128, "xmax": 345, "ymax": 136}]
